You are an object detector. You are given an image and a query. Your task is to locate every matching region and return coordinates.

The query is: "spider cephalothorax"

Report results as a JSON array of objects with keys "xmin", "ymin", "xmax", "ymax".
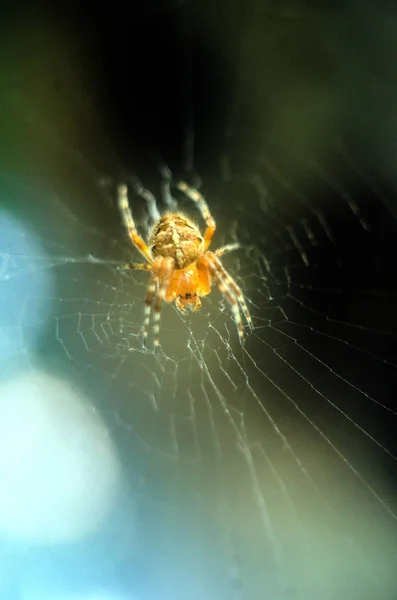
[{"xmin": 117, "ymin": 179, "xmax": 252, "ymax": 348}]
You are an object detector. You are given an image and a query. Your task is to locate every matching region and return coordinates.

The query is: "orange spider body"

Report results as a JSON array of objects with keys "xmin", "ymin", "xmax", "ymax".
[
  {"xmin": 166, "ymin": 261, "xmax": 210, "ymax": 310},
  {"xmin": 149, "ymin": 213, "xmax": 210, "ymax": 311},
  {"xmin": 117, "ymin": 180, "xmax": 252, "ymax": 348}
]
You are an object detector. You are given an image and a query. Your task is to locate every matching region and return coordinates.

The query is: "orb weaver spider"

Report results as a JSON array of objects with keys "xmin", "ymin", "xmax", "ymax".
[{"xmin": 117, "ymin": 179, "xmax": 252, "ymax": 348}]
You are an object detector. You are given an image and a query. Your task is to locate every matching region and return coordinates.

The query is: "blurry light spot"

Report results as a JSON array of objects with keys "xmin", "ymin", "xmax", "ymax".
[{"xmin": 0, "ymin": 371, "xmax": 121, "ymax": 543}]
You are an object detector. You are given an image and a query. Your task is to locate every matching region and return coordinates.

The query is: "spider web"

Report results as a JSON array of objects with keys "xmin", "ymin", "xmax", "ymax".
[
  {"xmin": 1, "ymin": 3, "xmax": 397, "ymax": 600},
  {"xmin": 1, "ymin": 142, "xmax": 397, "ymax": 600}
]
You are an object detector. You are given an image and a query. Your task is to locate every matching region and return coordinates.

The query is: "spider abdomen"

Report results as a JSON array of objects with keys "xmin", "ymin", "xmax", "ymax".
[{"xmin": 149, "ymin": 212, "xmax": 204, "ymax": 269}]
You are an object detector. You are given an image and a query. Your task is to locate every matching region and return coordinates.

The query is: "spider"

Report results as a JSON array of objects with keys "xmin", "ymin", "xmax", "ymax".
[{"xmin": 117, "ymin": 179, "xmax": 252, "ymax": 349}]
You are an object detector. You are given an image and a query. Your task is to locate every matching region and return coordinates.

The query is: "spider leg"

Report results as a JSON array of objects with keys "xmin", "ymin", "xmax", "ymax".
[
  {"xmin": 116, "ymin": 263, "xmax": 152, "ymax": 271},
  {"xmin": 118, "ymin": 183, "xmax": 154, "ymax": 264},
  {"xmin": 176, "ymin": 181, "xmax": 216, "ymax": 250},
  {"xmin": 158, "ymin": 162, "xmax": 178, "ymax": 210},
  {"xmin": 210, "ymin": 265, "xmax": 244, "ymax": 341},
  {"xmin": 129, "ymin": 177, "xmax": 161, "ymax": 223},
  {"xmin": 210, "ymin": 253, "xmax": 253, "ymax": 331},
  {"xmin": 152, "ymin": 257, "xmax": 175, "ymax": 350},
  {"xmin": 205, "ymin": 253, "xmax": 252, "ymax": 343},
  {"xmin": 142, "ymin": 274, "xmax": 157, "ymax": 348},
  {"xmin": 214, "ymin": 243, "xmax": 240, "ymax": 257}
]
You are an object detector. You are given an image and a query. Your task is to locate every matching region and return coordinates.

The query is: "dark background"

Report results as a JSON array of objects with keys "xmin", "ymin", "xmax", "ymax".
[{"xmin": 1, "ymin": 1, "xmax": 397, "ymax": 599}]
